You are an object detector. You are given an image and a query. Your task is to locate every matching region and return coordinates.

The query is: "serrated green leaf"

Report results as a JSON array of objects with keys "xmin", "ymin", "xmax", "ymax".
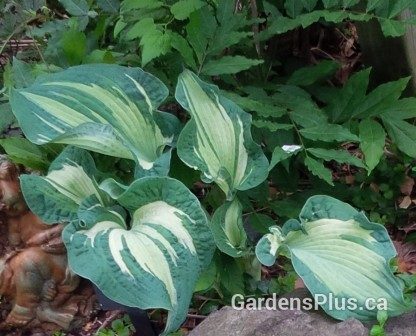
[
  {"xmin": 170, "ymin": 32, "xmax": 197, "ymax": 70},
  {"xmin": 322, "ymin": 0, "xmax": 340, "ymax": 8},
  {"xmin": 0, "ymin": 103, "xmax": 15, "ymax": 133},
  {"xmin": 58, "ymin": 0, "xmax": 89, "ymax": 16},
  {"xmin": 201, "ymin": 56, "xmax": 263, "ymax": 76},
  {"xmin": 222, "ymin": 92, "xmax": 287, "ymax": 118},
  {"xmin": 366, "ymin": 0, "xmax": 385, "ymax": 12},
  {"xmin": 284, "ymin": 0, "xmax": 304, "ymax": 18},
  {"xmin": 388, "ymin": 0, "xmax": 414, "ymax": 18},
  {"xmin": 0, "ymin": 138, "xmax": 50, "ymax": 171},
  {"xmin": 300, "ymin": 124, "xmax": 359, "ymax": 142},
  {"xmin": 186, "ymin": 9, "xmax": 216, "ymax": 64},
  {"xmin": 325, "ymin": 68, "xmax": 371, "ymax": 122},
  {"xmin": 97, "ymin": 0, "xmax": 120, "ymax": 13},
  {"xmin": 170, "ymin": 0, "xmax": 205, "ymax": 20},
  {"xmin": 252, "ymin": 119, "xmax": 293, "ymax": 132},
  {"xmin": 140, "ymin": 29, "xmax": 171, "ymax": 66},
  {"xmin": 60, "ymin": 29, "xmax": 87, "ymax": 65},
  {"xmin": 121, "ymin": 0, "xmax": 163, "ymax": 11},
  {"xmin": 359, "ymin": 119, "xmax": 386, "ymax": 173},
  {"xmin": 307, "ymin": 147, "xmax": 365, "ymax": 168},
  {"xmin": 352, "ymin": 77, "xmax": 410, "ymax": 118},
  {"xmin": 381, "ymin": 97, "xmax": 416, "ymax": 120},
  {"xmin": 288, "ymin": 60, "xmax": 339, "ymax": 86},
  {"xmin": 342, "ymin": 0, "xmax": 360, "ymax": 8},
  {"xmin": 382, "ymin": 117, "xmax": 416, "ymax": 158},
  {"xmin": 175, "ymin": 70, "xmax": 269, "ymax": 199},
  {"xmin": 269, "ymin": 145, "xmax": 302, "ymax": 170},
  {"xmin": 304, "ymin": 156, "xmax": 333, "ymax": 185},
  {"xmin": 379, "ymin": 18, "xmax": 407, "ymax": 37},
  {"xmin": 300, "ymin": 0, "xmax": 318, "ymax": 11},
  {"xmin": 125, "ymin": 18, "xmax": 156, "ymax": 40},
  {"xmin": 10, "ymin": 57, "xmax": 35, "ymax": 89}
]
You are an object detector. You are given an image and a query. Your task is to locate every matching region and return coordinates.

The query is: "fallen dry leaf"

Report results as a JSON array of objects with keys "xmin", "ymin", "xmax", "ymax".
[
  {"xmin": 399, "ymin": 196, "xmax": 413, "ymax": 209},
  {"xmin": 400, "ymin": 176, "xmax": 415, "ymax": 196}
]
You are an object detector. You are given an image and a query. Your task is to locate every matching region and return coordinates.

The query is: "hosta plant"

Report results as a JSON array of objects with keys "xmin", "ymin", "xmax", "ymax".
[{"xmin": 8, "ymin": 64, "xmax": 415, "ymax": 334}]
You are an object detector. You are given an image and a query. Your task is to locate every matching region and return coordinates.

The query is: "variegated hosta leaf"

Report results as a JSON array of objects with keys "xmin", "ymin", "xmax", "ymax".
[
  {"xmin": 211, "ymin": 199, "xmax": 248, "ymax": 257},
  {"xmin": 175, "ymin": 69, "xmax": 269, "ymax": 200},
  {"xmin": 10, "ymin": 64, "xmax": 180, "ymax": 176},
  {"xmin": 63, "ymin": 177, "xmax": 215, "ymax": 335},
  {"xmin": 256, "ymin": 195, "xmax": 414, "ymax": 320},
  {"xmin": 255, "ymin": 226, "xmax": 285, "ymax": 266},
  {"xmin": 20, "ymin": 146, "xmax": 106, "ymax": 224}
]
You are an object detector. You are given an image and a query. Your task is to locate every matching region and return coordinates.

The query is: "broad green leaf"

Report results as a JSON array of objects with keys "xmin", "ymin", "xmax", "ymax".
[
  {"xmin": 352, "ymin": 77, "xmax": 410, "ymax": 118},
  {"xmin": 359, "ymin": 119, "xmax": 386, "ymax": 173},
  {"xmin": 367, "ymin": 0, "xmax": 385, "ymax": 12},
  {"xmin": 10, "ymin": 64, "xmax": 179, "ymax": 176},
  {"xmin": 124, "ymin": 18, "xmax": 156, "ymax": 40},
  {"xmin": 201, "ymin": 56, "xmax": 263, "ymax": 76},
  {"xmin": 304, "ymin": 156, "xmax": 333, "ymax": 185},
  {"xmin": 256, "ymin": 195, "xmax": 414, "ymax": 320},
  {"xmin": 307, "ymin": 147, "xmax": 365, "ymax": 168},
  {"xmin": 223, "ymin": 92, "xmax": 287, "ymax": 118},
  {"xmin": 301, "ymin": 0, "xmax": 318, "ymax": 11},
  {"xmin": 60, "ymin": 29, "xmax": 87, "ymax": 65},
  {"xmin": 58, "ymin": 0, "xmax": 89, "ymax": 16},
  {"xmin": 325, "ymin": 68, "xmax": 371, "ymax": 122},
  {"xmin": 97, "ymin": 0, "xmax": 120, "ymax": 13},
  {"xmin": 121, "ymin": 0, "xmax": 163, "ymax": 11},
  {"xmin": 170, "ymin": 0, "xmax": 205, "ymax": 20},
  {"xmin": 63, "ymin": 177, "xmax": 215, "ymax": 335},
  {"xmin": 381, "ymin": 98, "xmax": 416, "ymax": 120},
  {"xmin": 252, "ymin": 120, "xmax": 293, "ymax": 132},
  {"xmin": 186, "ymin": 9, "xmax": 216, "ymax": 64},
  {"xmin": 322, "ymin": 0, "xmax": 339, "ymax": 8},
  {"xmin": 20, "ymin": 147, "xmax": 105, "ymax": 224},
  {"xmin": 170, "ymin": 32, "xmax": 197, "ymax": 70},
  {"xmin": 175, "ymin": 70, "xmax": 269, "ymax": 199},
  {"xmin": 382, "ymin": 117, "xmax": 416, "ymax": 158},
  {"xmin": 300, "ymin": 124, "xmax": 359, "ymax": 142},
  {"xmin": 0, "ymin": 103, "xmax": 15, "ymax": 133},
  {"xmin": 0, "ymin": 138, "xmax": 49, "ymax": 171},
  {"xmin": 288, "ymin": 60, "xmax": 339, "ymax": 86},
  {"xmin": 342, "ymin": 0, "xmax": 360, "ymax": 8},
  {"xmin": 284, "ymin": 0, "xmax": 304, "ymax": 18},
  {"xmin": 379, "ymin": 18, "xmax": 407, "ymax": 37},
  {"xmin": 269, "ymin": 145, "xmax": 302, "ymax": 170},
  {"xmin": 388, "ymin": 0, "xmax": 413, "ymax": 18},
  {"xmin": 10, "ymin": 57, "xmax": 35, "ymax": 89},
  {"xmin": 211, "ymin": 199, "xmax": 248, "ymax": 257},
  {"xmin": 140, "ymin": 29, "xmax": 172, "ymax": 66}
]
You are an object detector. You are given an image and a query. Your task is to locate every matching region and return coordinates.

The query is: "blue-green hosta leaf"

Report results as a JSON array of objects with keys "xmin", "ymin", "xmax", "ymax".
[
  {"xmin": 256, "ymin": 195, "xmax": 414, "ymax": 320},
  {"xmin": 255, "ymin": 226, "xmax": 285, "ymax": 266},
  {"xmin": 211, "ymin": 199, "xmax": 248, "ymax": 257},
  {"xmin": 20, "ymin": 147, "xmax": 106, "ymax": 224},
  {"xmin": 10, "ymin": 64, "xmax": 180, "ymax": 177},
  {"xmin": 63, "ymin": 177, "xmax": 215, "ymax": 335},
  {"xmin": 175, "ymin": 70, "xmax": 269, "ymax": 199}
]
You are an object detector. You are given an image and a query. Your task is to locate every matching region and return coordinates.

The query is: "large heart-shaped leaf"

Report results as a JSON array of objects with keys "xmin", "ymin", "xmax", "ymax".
[
  {"xmin": 63, "ymin": 177, "xmax": 215, "ymax": 335},
  {"xmin": 20, "ymin": 146, "xmax": 106, "ymax": 224},
  {"xmin": 256, "ymin": 195, "xmax": 414, "ymax": 320},
  {"xmin": 10, "ymin": 64, "xmax": 180, "ymax": 176},
  {"xmin": 175, "ymin": 70, "xmax": 269, "ymax": 200}
]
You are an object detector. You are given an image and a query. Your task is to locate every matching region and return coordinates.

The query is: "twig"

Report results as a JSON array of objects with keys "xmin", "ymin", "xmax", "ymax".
[{"xmin": 95, "ymin": 310, "xmax": 123, "ymax": 334}]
